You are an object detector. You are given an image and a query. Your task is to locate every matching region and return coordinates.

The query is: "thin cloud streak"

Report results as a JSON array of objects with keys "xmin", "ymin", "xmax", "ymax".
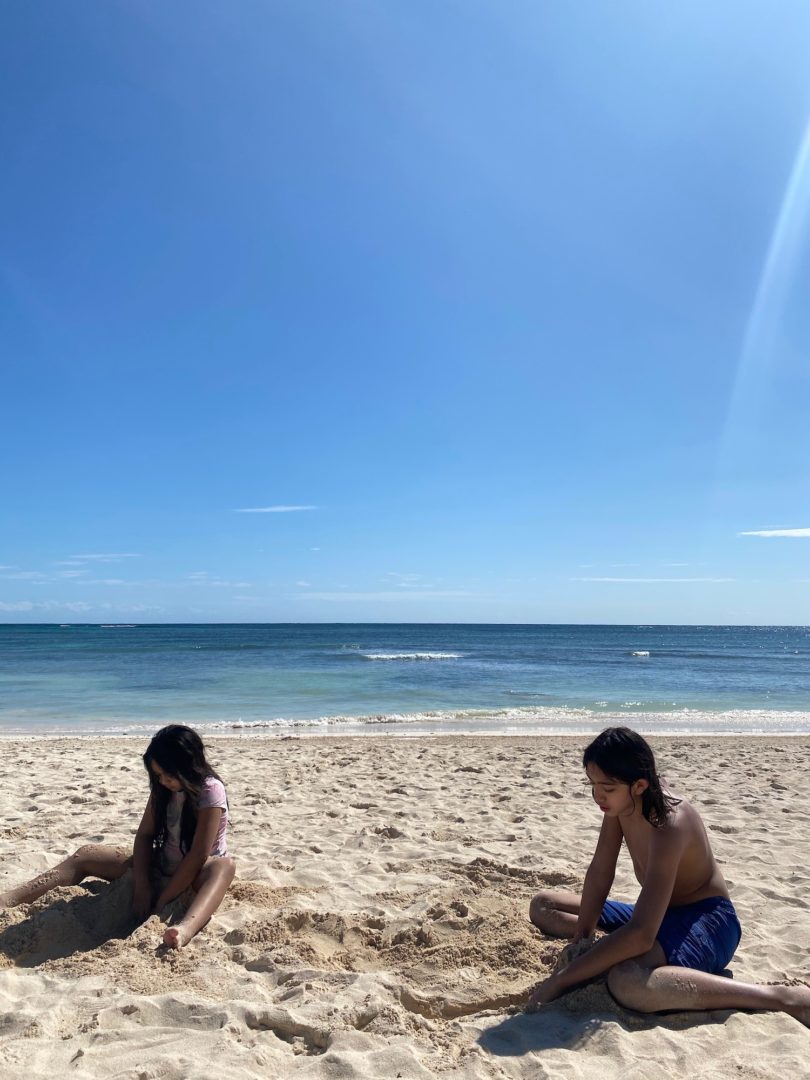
[
  {"xmin": 69, "ymin": 553, "xmax": 142, "ymax": 561},
  {"xmin": 739, "ymin": 528, "xmax": 810, "ymax": 538},
  {"xmin": 0, "ymin": 600, "xmax": 94, "ymax": 612},
  {"xmin": 186, "ymin": 572, "xmax": 254, "ymax": 588},
  {"xmin": 234, "ymin": 506, "xmax": 316, "ymax": 513},
  {"xmin": 571, "ymin": 577, "xmax": 736, "ymax": 584},
  {"xmin": 300, "ymin": 590, "xmax": 475, "ymax": 601}
]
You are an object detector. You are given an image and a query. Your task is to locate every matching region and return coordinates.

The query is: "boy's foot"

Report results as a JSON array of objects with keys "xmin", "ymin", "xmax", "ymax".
[
  {"xmin": 163, "ymin": 925, "xmax": 190, "ymax": 950},
  {"xmin": 781, "ymin": 984, "xmax": 810, "ymax": 1027}
]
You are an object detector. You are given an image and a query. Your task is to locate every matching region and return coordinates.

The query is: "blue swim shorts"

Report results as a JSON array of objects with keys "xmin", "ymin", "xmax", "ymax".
[{"xmin": 597, "ymin": 895, "xmax": 742, "ymax": 974}]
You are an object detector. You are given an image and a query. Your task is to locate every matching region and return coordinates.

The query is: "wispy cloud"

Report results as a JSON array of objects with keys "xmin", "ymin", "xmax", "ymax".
[
  {"xmin": 571, "ymin": 577, "xmax": 736, "ymax": 583},
  {"xmin": 300, "ymin": 590, "xmax": 474, "ymax": 601},
  {"xmin": 234, "ymin": 505, "xmax": 316, "ymax": 513},
  {"xmin": 296, "ymin": 580, "xmax": 311, "ymax": 587},
  {"xmin": 385, "ymin": 572, "xmax": 433, "ymax": 589},
  {"xmin": 186, "ymin": 572, "xmax": 253, "ymax": 588},
  {"xmin": 739, "ymin": 528, "xmax": 810, "ymax": 538},
  {"xmin": 1, "ymin": 599, "xmax": 165, "ymax": 615},
  {"xmin": 69, "ymin": 553, "xmax": 142, "ymax": 562},
  {"xmin": 4, "ymin": 567, "xmax": 136, "ymax": 585},
  {"xmin": 0, "ymin": 600, "xmax": 94, "ymax": 612}
]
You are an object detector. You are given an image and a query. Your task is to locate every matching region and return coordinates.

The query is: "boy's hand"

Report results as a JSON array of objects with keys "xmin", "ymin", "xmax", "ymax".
[
  {"xmin": 572, "ymin": 920, "xmax": 594, "ymax": 943},
  {"xmin": 526, "ymin": 973, "xmax": 565, "ymax": 1011}
]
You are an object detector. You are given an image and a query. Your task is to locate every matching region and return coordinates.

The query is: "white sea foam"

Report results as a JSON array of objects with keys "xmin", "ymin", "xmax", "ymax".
[
  {"xmin": 4, "ymin": 705, "xmax": 810, "ymax": 739},
  {"xmin": 631, "ymin": 650, "xmax": 650, "ymax": 657},
  {"xmin": 361, "ymin": 652, "xmax": 463, "ymax": 661},
  {"xmin": 192, "ymin": 705, "xmax": 810, "ymax": 737}
]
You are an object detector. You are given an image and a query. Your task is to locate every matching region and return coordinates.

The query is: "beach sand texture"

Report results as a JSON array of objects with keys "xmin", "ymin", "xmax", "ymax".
[{"xmin": 1, "ymin": 735, "xmax": 808, "ymax": 1079}]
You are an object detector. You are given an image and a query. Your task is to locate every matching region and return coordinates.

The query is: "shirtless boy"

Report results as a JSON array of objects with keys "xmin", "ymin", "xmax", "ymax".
[{"xmin": 528, "ymin": 727, "xmax": 810, "ymax": 1025}]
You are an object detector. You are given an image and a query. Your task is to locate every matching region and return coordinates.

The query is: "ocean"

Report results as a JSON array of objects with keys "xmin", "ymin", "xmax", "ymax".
[{"xmin": 1, "ymin": 623, "xmax": 808, "ymax": 737}]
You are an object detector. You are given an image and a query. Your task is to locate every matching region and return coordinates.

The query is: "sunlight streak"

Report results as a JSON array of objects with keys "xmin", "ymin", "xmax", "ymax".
[{"xmin": 722, "ymin": 118, "xmax": 810, "ymax": 455}]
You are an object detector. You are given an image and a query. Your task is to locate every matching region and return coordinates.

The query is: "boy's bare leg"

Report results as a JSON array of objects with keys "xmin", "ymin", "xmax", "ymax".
[
  {"xmin": 529, "ymin": 889, "xmax": 582, "ymax": 938},
  {"xmin": 0, "ymin": 845, "xmax": 131, "ymax": 908},
  {"xmin": 607, "ymin": 960, "xmax": 810, "ymax": 1027},
  {"xmin": 162, "ymin": 856, "xmax": 236, "ymax": 950}
]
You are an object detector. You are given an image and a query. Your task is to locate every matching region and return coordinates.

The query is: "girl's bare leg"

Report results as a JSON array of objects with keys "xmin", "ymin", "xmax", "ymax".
[
  {"xmin": 607, "ymin": 960, "xmax": 810, "ymax": 1028},
  {"xmin": 163, "ymin": 856, "xmax": 236, "ymax": 950},
  {"xmin": 0, "ymin": 845, "xmax": 132, "ymax": 908},
  {"xmin": 529, "ymin": 889, "xmax": 582, "ymax": 938}
]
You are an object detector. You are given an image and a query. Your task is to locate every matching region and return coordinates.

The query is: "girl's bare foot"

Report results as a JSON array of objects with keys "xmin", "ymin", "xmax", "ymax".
[{"xmin": 163, "ymin": 925, "xmax": 190, "ymax": 950}]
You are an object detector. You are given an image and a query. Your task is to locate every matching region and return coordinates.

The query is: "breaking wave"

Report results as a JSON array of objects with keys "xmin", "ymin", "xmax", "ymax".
[
  {"xmin": 360, "ymin": 652, "xmax": 463, "ymax": 661},
  {"xmin": 16, "ymin": 705, "xmax": 807, "ymax": 738}
]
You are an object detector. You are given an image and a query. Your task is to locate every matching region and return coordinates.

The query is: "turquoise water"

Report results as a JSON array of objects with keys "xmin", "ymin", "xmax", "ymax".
[{"xmin": 0, "ymin": 623, "xmax": 808, "ymax": 735}]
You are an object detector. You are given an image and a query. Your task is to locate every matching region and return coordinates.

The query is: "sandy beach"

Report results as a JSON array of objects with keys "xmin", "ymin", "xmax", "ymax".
[{"xmin": 1, "ymin": 733, "xmax": 808, "ymax": 1078}]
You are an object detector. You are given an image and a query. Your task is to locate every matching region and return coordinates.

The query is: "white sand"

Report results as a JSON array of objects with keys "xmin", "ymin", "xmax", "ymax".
[{"xmin": 0, "ymin": 734, "xmax": 808, "ymax": 1078}]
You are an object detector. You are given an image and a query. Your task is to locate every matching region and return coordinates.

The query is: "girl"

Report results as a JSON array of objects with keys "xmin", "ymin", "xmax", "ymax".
[
  {"xmin": 528, "ymin": 727, "xmax": 810, "ymax": 1025},
  {"xmin": 0, "ymin": 724, "xmax": 235, "ymax": 950}
]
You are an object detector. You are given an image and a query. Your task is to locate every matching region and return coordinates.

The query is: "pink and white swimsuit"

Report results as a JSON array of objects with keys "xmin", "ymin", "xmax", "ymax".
[{"xmin": 161, "ymin": 776, "xmax": 229, "ymax": 873}]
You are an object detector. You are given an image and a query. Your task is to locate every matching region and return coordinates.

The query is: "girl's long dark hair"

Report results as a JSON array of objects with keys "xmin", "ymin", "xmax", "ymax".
[
  {"xmin": 583, "ymin": 727, "xmax": 679, "ymax": 827},
  {"xmin": 143, "ymin": 724, "xmax": 223, "ymax": 857}
]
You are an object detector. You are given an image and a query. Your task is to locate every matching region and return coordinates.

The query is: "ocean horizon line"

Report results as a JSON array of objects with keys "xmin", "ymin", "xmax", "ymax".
[{"xmin": 2, "ymin": 620, "xmax": 809, "ymax": 629}]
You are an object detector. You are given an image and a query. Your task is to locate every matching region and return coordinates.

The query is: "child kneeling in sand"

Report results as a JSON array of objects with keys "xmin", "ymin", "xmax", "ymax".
[
  {"xmin": 0, "ymin": 724, "xmax": 235, "ymax": 950},
  {"xmin": 528, "ymin": 727, "xmax": 810, "ymax": 1025}
]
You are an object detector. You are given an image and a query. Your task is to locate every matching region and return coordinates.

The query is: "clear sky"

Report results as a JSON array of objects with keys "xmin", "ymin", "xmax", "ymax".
[{"xmin": 2, "ymin": 1, "xmax": 810, "ymax": 624}]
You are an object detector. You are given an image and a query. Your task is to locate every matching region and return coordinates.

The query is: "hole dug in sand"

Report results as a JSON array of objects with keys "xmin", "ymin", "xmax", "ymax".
[
  {"xmin": 0, "ymin": 857, "xmax": 612, "ymax": 1073},
  {"xmin": 0, "ymin": 877, "xmax": 139, "ymax": 966},
  {"xmin": 220, "ymin": 857, "xmax": 579, "ymax": 1021}
]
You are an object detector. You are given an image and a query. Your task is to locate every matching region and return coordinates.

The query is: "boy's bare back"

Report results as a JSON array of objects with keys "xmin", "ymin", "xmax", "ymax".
[{"xmin": 617, "ymin": 792, "xmax": 730, "ymax": 907}]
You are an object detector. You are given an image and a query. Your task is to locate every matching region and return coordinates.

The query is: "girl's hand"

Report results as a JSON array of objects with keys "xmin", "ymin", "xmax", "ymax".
[
  {"xmin": 132, "ymin": 882, "xmax": 152, "ymax": 920},
  {"xmin": 526, "ymin": 973, "xmax": 565, "ymax": 1011}
]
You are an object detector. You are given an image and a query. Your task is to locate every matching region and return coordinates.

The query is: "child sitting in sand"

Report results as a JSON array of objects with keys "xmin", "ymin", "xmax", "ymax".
[
  {"xmin": 0, "ymin": 724, "xmax": 235, "ymax": 950},
  {"xmin": 528, "ymin": 726, "xmax": 810, "ymax": 1025}
]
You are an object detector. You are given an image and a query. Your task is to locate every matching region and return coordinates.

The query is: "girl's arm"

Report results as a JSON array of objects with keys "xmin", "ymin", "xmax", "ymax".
[
  {"xmin": 574, "ymin": 815, "xmax": 622, "ymax": 940},
  {"xmin": 154, "ymin": 806, "xmax": 222, "ymax": 909},
  {"xmin": 132, "ymin": 798, "xmax": 155, "ymax": 917}
]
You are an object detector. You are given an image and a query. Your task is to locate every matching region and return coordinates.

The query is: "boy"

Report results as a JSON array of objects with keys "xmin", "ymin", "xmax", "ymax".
[{"xmin": 528, "ymin": 727, "xmax": 810, "ymax": 1025}]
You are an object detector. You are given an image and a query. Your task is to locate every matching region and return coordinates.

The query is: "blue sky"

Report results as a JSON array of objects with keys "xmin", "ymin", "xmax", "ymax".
[{"xmin": 2, "ymin": 1, "xmax": 810, "ymax": 624}]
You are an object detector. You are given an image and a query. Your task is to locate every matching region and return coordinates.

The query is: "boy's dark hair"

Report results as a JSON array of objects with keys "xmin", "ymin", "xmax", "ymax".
[
  {"xmin": 583, "ymin": 727, "xmax": 679, "ymax": 827},
  {"xmin": 143, "ymin": 724, "xmax": 223, "ymax": 857}
]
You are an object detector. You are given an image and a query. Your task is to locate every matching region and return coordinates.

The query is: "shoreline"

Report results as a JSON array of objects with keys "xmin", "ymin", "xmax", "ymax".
[
  {"xmin": 4, "ymin": 702, "xmax": 810, "ymax": 740},
  {"xmin": 3, "ymin": 727, "xmax": 810, "ymax": 743}
]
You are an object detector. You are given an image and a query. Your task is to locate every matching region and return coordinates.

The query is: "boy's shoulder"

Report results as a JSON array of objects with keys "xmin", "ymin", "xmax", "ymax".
[{"xmin": 655, "ymin": 793, "xmax": 705, "ymax": 838}]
